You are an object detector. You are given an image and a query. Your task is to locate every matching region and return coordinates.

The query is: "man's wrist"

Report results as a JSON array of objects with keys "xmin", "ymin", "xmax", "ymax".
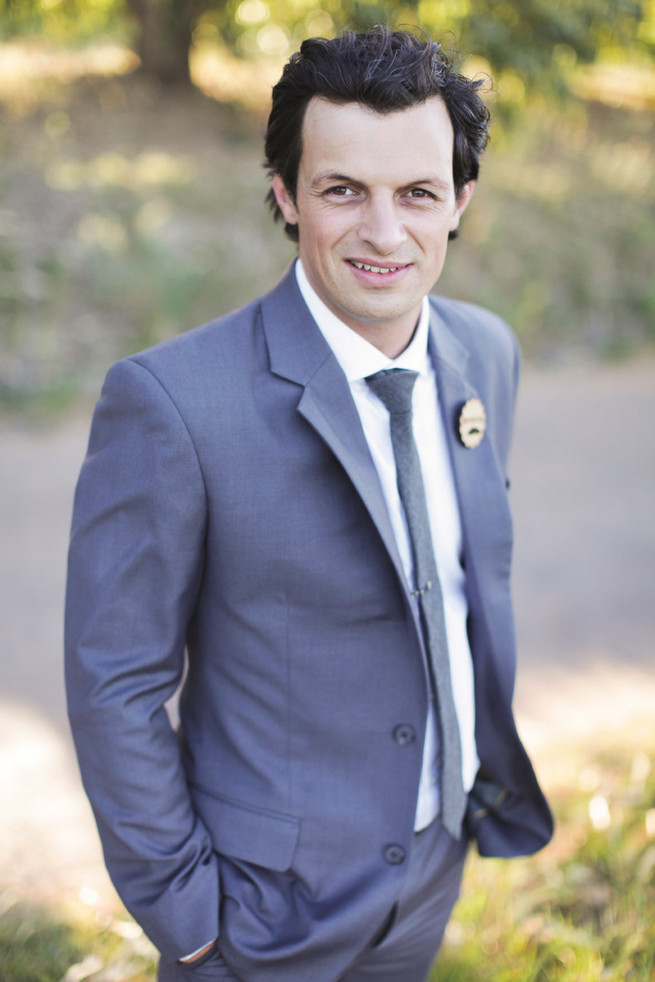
[{"xmin": 179, "ymin": 939, "xmax": 217, "ymax": 963}]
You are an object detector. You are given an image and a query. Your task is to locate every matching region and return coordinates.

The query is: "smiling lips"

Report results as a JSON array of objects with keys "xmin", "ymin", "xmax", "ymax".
[{"xmin": 348, "ymin": 260, "xmax": 409, "ymax": 275}]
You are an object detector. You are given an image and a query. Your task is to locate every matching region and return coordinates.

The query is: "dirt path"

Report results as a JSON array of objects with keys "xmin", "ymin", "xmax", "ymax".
[{"xmin": 1, "ymin": 358, "xmax": 654, "ymax": 912}]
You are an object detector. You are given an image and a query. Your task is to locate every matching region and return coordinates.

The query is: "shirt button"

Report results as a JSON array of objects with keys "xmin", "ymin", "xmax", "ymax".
[
  {"xmin": 383, "ymin": 844, "xmax": 406, "ymax": 865},
  {"xmin": 392, "ymin": 724, "xmax": 416, "ymax": 746}
]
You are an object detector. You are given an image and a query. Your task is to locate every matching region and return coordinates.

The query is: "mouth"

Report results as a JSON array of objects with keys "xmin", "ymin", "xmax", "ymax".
[{"xmin": 348, "ymin": 260, "xmax": 409, "ymax": 275}]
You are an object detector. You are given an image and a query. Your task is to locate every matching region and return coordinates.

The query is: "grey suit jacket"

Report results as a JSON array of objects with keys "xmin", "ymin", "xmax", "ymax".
[{"xmin": 65, "ymin": 265, "xmax": 552, "ymax": 980}]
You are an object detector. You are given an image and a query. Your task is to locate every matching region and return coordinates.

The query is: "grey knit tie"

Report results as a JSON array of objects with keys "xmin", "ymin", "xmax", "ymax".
[{"xmin": 366, "ymin": 368, "xmax": 465, "ymax": 839}]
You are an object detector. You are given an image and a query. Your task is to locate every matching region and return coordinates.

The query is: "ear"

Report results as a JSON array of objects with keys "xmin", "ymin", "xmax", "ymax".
[
  {"xmin": 272, "ymin": 174, "xmax": 299, "ymax": 226},
  {"xmin": 450, "ymin": 181, "xmax": 475, "ymax": 232}
]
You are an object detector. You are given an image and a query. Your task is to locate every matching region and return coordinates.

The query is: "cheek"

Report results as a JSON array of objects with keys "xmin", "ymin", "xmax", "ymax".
[
  {"xmin": 300, "ymin": 219, "xmax": 343, "ymax": 262},
  {"xmin": 426, "ymin": 224, "xmax": 452, "ymax": 253}
]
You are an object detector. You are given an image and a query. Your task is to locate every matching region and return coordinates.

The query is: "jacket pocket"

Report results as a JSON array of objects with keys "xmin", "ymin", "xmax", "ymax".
[{"xmin": 190, "ymin": 784, "xmax": 300, "ymax": 872}]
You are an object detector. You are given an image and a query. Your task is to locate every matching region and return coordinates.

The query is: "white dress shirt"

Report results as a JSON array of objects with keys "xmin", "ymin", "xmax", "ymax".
[{"xmin": 295, "ymin": 260, "xmax": 479, "ymax": 831}]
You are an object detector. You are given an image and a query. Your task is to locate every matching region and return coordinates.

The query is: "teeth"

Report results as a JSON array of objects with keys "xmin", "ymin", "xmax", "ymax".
[{"xmin": 351, "ymin": 262, "xmax": 400, "ymax": 273}]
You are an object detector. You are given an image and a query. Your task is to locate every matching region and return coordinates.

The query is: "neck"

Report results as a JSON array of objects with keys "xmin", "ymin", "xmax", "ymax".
[{"xmin": 344, "ymin": 317, "xmax": 420, "ymax": 359}]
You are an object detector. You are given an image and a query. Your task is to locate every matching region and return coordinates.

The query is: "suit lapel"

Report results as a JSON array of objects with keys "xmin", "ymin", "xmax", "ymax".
[
  {"xmin": 428, "ymin": 304, "xmax": 513, "ymax": 621},
  {"xmin": 261, "ymin": 266, "xmax": 407, "ymax": 589}
]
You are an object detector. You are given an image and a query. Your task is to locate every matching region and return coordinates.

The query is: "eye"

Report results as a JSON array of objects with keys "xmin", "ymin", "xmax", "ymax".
[
  {"xmin": 407, "ymin": 188, "xmax": 436, "ymax": 200},
  {"xmin": 325, "ymin": 185, "xmax": 357, "ymax": 198}
]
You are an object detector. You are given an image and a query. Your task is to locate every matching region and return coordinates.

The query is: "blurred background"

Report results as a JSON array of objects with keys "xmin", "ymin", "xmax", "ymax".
[{"xmin": 1, "ymin": 1, "xmax": 654, "ymax": 979}]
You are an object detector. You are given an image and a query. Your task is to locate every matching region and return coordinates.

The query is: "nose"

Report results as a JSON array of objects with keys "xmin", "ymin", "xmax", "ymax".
[{"xmin": 358, "ymin": 193, "xmax": 407, "ymax": 255}]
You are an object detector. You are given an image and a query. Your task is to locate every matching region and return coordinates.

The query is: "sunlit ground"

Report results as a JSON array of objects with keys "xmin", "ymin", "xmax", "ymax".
[
  {"xmin": 1, "ymin": 670, "xmax": 653, "ymax": 979},
  {"xmin": 0, "ymin": 38, "xmax": 138, "ymax": 115},
  {"xmin": 0, "ymin": 35, "xmax": 286, "ymax": 114}
]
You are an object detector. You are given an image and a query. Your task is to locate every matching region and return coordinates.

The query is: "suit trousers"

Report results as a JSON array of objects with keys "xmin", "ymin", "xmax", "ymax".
[{"xmin": 158, "ymin": 817, "xmax": 468, "ymax": 982}]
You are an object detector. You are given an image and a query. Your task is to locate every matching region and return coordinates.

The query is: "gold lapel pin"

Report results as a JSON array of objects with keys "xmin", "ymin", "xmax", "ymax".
[{"xmin": 458, "ymin": 397, "xmax": 486, "ymax": 449}]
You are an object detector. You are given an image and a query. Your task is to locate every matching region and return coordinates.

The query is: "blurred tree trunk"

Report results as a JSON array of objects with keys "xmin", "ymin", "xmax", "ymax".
[{"xmin": 125, "ymin": 0, "xmax": 204, "ymax": 85}]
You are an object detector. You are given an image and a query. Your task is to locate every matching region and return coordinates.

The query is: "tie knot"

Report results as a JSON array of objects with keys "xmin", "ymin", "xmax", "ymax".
[{"xmin": 365, "ymin": 369, "xmax": 418, "ymax": 415}]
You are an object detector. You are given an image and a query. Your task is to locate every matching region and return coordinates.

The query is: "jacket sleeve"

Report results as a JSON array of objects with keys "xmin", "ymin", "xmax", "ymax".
[{"xmin": 64, "ymin": 357, "xmax": 219, "ymax": 960}]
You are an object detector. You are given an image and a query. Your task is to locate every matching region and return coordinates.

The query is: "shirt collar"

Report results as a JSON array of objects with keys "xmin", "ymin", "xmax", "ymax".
[{"xmin": 295, "ymin": 259, "xmax": 431, "ymax": 383}]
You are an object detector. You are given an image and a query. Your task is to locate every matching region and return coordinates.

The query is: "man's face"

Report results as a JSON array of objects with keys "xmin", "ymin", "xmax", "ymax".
[{"xmin": 273, "ymin": 96, "xmax": 473, "ymax": 356}]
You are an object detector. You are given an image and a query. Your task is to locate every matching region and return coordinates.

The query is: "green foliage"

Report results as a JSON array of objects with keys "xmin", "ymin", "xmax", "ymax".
[
  {"xmin": 204, "ymin": 0, "xmax": 651, "ymax": 104},
  {"xmin": 449, "ymin": 87, "xmax": 655, "ymax": 354},
  {"xmin": 0, "ymin": 75, "xmax": 297, "ymax": 408},
  {"xmin": 2, "ymin": 0, "xmax": 653, "ymax": 102},
  {"xmin": 450, "ymin": 0, "xmax": 646, "ymax": 78},
  {"xmin": 1, "ymin": 0, "xmax": 125, "ymax": 43},
  {"xmin": 439, "ymin": 98, "xmax": 655, "ymax": 360},
  {"xmin": 0, "ymin": 897, "xmax": 156, "ymax": 981},
  {"xmin": 195, "ymin": 0, "xmax": 420, "ymax": 62},
  {"xmin": 0, "ymin": 901, "xmax": 84, "ymax": 982}
]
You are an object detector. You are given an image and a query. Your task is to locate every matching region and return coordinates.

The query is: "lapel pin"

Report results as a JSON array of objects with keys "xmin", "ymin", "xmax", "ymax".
[{"xmin": 458, "ymin": 398, "xmax": 486, "ymax": 449}]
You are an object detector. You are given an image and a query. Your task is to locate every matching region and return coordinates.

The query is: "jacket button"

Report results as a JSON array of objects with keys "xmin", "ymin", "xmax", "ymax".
[
  {"xmin": 383, "ymin": 844, "xmax": 406, "ymax": 865},
  {"xmin": 392, "ymin": 724, "xmax": 416, "ymax": 746}
]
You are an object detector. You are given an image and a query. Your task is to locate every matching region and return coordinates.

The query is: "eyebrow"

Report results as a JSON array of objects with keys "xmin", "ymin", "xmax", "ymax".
[
  {"xmin": 309, "ymin": 172, "xmax": 357, "ymax": 188},
  {"xmin": 309, "ymin": 171, "xmax": 452, "ymax": 193}
]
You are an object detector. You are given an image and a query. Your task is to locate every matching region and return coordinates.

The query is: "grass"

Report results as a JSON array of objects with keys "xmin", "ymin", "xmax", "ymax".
[
  {"xmin": 435, "ymin": 735, "xmax": 655, "ymax": 981},
  {"xmin": 0, "ymin": 896, "xmax": 156, "ymax": 981},
  {"xmin": 1, "ymin": 731, "xmax": 653, "ymax": 981}
]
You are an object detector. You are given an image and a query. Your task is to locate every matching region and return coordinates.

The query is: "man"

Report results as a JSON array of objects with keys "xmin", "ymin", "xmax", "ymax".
[{"xmin": 65, "ymin": 27, "xmax": 553, "ymax": 982}]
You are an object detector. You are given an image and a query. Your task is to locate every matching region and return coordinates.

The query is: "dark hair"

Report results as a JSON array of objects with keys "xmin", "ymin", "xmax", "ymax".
[{"xmin": 264, "ymin": 26, "xmax": 491, "ymax": 241}]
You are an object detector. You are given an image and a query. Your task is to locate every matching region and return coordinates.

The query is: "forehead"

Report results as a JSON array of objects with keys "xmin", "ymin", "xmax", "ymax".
[{"xmin": 299, "ymin": 96, "xmax": 455, "ymax": 183}]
